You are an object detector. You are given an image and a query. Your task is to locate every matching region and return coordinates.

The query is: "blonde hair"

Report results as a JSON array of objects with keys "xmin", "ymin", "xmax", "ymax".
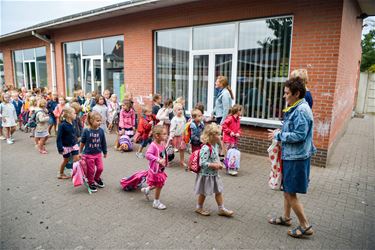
[
  {"xmin": 142, "ymin": 105, "xmax": 152, "ymax": 114},
  {"xmin": 152, "ymin": 125, "xmax": 164, "ymax": 139},
  {"xmin": 173, "ymin": 102, "xmax": 183, "ymax": 113},
  {"xmin": 175, "ymin": 97, "xmax": 185, "ymax": 104},
  {"xmin": 70, "ymin": 102, "xmax": 81, "ymax": 114},
  {"xmin": 86, "ymin": 111, "xmax": 102, "ymax": 128},
  {"xmin": 61, "ymin": 107, "xmax": 75, "ymax": 121},
  {"xmin": 200, "ymin": 123, "xmax": 221, "ymax": 145},
  {"xmin": 38, "ymin": 99, "xmax": 47, "ymax": 108},
  {"xmin": 29, "ymin": 97, "xmax": 37, "ymax": 107},
  {"xmin": 290, "ymin": 69, "xmax": 308, "ymax": 84},
  {"xmin": 217, "ymin": 76, "xmax": 234, "ymax": 99}
]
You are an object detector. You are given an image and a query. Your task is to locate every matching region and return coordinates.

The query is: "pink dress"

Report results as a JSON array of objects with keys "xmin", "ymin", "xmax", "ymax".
[{"xmin": 145, "ymin": 142, "xmax": 167, "ymax": 188}]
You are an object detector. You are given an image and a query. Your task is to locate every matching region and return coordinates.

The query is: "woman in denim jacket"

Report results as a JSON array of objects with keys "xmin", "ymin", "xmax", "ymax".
[
  {"xmin": 268, "ymin": 77, "xmax": 316, "ymax": 238},
  {"xmin": 212, "ymin": 76, "xmax": 233, "ymax": 125}
]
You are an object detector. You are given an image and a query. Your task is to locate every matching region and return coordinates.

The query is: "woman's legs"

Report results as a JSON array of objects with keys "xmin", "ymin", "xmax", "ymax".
[
  {"xmin": 284, "ymin": 192, "xmax": 309, "ymax": 228},
  {"xmin": 283, "ymin": 192, "xmax": 292, "ymax": 220}
]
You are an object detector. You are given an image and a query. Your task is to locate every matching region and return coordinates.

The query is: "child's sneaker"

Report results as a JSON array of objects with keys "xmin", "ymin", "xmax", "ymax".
[
  {"xmin": 218, "ymin": 208, "xmax": 234, "ymax": 217},
  {"xmin": 95, "ymin": 178, "xmax": 105, "ymax": 188},
  {"xmin": 228, "ymin": 169, "xmax": 238, "ymax": 176},
  {"xmin": 141, "ymin": 187, "xmax": 150, "ymax": 200},
  {"xmin": 153, "ymin": 200, "xmax": 166, "ymax": 210},
  {"xmin": 0, "ymin": 135, "xmax": 6, "ymax": 140},
  {"xmin": 6, "ymin": 139, "xmax": 14, "ymax": 144},
  {"xmin": 136, "ymin": 152, "xmax": 144, "ymax": 159},
  {"xmin": 89, "ymin": 184, "xmax": 98, "ymax": 193}
]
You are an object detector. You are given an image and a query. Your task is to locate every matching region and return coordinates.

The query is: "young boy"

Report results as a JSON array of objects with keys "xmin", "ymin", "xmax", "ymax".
[
  {"xmin": 152, "ymin": 93, "xmax": 162, "ymax": 116},
  {"xmin": 190, "ymin": 109, "xmax": 205, "ymax": 152},
  {"xmin": 136, "ymin": 105, "xmax": 154, "ymax": 158},
  {"xmin": 11, "ymin": 91, "xmax": 23, "ymax": 130}
]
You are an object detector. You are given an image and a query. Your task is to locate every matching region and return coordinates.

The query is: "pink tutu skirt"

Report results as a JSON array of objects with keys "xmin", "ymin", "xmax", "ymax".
[
  {"xmin": 62, "ymin": 144, "xmax": 79, "ymax": 155},
  {"xmin": 147, "ymin": 171, "xmax": 167, "ymax": 188}
]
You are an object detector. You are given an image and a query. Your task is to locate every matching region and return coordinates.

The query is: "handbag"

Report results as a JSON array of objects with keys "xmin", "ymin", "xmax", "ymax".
[{"xmin": 267, "ymin": 140, "xmax": 283, "ymax": 190}]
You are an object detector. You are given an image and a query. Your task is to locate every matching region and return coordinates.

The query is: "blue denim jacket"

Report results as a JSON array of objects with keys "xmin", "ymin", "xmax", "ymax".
[
  {"xmin": 213, "ymin": 88, "xmax": 232, "ymax": 124},
  {"xmin": 275, "ymin": 99, "xmax": 316, "ymax": 160}
]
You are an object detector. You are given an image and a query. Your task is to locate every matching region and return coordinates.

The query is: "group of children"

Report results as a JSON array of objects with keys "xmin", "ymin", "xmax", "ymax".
[{"xmin": 0, "ymin": 86, "xmax": 243, "ymax": 216}]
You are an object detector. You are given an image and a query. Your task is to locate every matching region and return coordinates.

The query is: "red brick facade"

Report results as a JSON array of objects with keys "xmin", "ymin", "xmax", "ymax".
[{"xmin": 0, "ymin": 0, "xmax": 363, "ymax": 167}]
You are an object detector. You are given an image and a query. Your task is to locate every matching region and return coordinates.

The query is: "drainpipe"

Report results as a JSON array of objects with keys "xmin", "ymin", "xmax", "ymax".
[{"xmin": 31, "ymin": 31, "xmax": 57, "ymax": 93}]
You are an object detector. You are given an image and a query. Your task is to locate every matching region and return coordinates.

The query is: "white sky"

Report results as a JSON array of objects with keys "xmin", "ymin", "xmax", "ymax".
[
  {"xmin": 0, "ymin": 0, "xmax": 374, "ymax": 36},
  {"xmin": 0, "ymin": 0, "xmax": 127, "ymax": 35}
]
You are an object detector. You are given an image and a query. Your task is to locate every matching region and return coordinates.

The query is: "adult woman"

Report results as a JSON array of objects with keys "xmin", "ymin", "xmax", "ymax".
[
  {"xmin": 212, "ymin": 76, "xmax": 233, "ymax": 125},
  {"xmin": 267, "ymin": 77, "xmax": 316, "ymax": 238}
]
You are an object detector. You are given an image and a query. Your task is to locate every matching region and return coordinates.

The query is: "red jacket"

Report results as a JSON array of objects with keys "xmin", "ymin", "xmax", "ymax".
[
  {"xmin": 222, "ymin": 115, "xmax": 241, "ymax": 144},
  {"xmin": 137, "ymin": 115, "xmax": 154, "ymax": 140}
]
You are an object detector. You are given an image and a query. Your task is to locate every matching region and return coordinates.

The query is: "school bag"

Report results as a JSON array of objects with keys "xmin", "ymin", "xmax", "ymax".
[
  {"xmin": 72, "ymin": 158, "xmax": 92, "ymax": 194},
  {"xmin": 26, "ymin": 110, "xmax": 42, "ymax": 128},
  {"xmin": 224, "ymin": 148, "xmax": 241, "ymax": 170},
  {"xmin": 120, "ymin": 170, "xmax": 148, "ymax": 191},
  {"xmin": 188, "ymin": 144, "xmax": 212, "ymax": 173},
  {"xmin": 267, "ymin": 140, "xmax": 283, "ymax": 190},
  {"xmin": 183, "ymin": 121, "xmax": 192, "ymax": 144}
]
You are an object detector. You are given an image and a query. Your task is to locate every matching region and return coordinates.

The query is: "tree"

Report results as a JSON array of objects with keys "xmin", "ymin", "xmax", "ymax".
[{"xmin": 361, "ymin": 18, "xmax": 375, "ymax": 72}]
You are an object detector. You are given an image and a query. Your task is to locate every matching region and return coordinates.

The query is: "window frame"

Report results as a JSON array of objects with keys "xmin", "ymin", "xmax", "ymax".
[{"xmin": 154, "ymin": 15, "xmax": 294, "ymax": 126}]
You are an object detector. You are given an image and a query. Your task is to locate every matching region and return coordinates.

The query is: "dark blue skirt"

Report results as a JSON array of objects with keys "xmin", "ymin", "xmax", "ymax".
[{"xmin": 282, "ymin": 158, "xmax": 311, "ymax": 194}]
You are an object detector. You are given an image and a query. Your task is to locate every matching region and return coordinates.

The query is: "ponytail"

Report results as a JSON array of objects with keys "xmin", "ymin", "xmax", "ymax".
[{"xmin": 217, "ymin": 75, "xmax": 234, "ymax": 99}]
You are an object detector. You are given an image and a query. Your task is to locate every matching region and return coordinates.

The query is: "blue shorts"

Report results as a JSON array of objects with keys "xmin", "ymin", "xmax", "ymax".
[
  {"xmin": 63, "ymin": 150, "xmax": 79, "ymax": 159},
  {"xmin": 140, "ymin": 138, "xmax": 152, "ymax": 147},
  {"xmin": 282, "ymin": 158, "xmax": 311, "ymax": 194}
]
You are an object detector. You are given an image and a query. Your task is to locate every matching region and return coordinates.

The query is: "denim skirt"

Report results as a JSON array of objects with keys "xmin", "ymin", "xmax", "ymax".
[{"xmin": 282, "ymin": 157, "xmax": 311, "ymax": 194}]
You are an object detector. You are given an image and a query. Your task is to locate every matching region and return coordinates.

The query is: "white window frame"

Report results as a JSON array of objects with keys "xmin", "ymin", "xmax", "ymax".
[
  {"xmin": 154, "ymin": 15, "xmax": 293, "ymax": 127},
  {"xmin": 0, "ymin": 52, "xmax": 4, "ymax": 87}
]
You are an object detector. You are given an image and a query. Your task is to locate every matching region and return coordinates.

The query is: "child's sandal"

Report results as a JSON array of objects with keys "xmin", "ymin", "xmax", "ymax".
[
  {"xmin": 195, "ymin": 208, "xmax": 210, "ymax": 216},
  {"xmin": 269, "ymin": 216, "xmax": 292, "ymax": 226},
  {"xmin": 57, "ymin": 174, "xmax": 70, "ymax": 180}
]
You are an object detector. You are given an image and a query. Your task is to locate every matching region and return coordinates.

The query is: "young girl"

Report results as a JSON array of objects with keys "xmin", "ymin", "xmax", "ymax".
[
  {"xmin": 47, "ymin": 93, "xmax": 58, "ymax": 136},
  {"xmin": 11, "ymin": 91, "xmax": 23, "ymax": 130},
  {"xmin": 53, "ymin": 96, "xmax": 66, "ymax": 128},
  {"xmin": 107, "ymin": 94, "xmax": 120, "ymax": 132},
  {"xmin": 141, "ymin": 125, "xmax": 168, "ymax": 210},
  {"xmin": 221, "ymin": 104, "xmax": 242, "ymax": 149},
  {"xmin": 116, "ymin": 134, "xmax": 133, "ymax": 152},
  {"xmin": 92, "ymin": 95, "xmax": 108, "ymax": 132},
  {"xmin": 70, "ymin": 102, "xmax": 83, "ymax": 141},
  {"xmin": 56, "ymin": 107, "xmax": 79, "ymax": 179},
  {"xmin": 190, "ymin": 109, "xmax": 205, "ymax": 152},
  {"xmin": 118, "ymin": 100, "xmax": 136, "ymax": 137},
  {"xmin": 152, "ymin": 93, "xmax": 162, "ymax": 116},
  {"xmin": 80, "ymin": 111, "xmax": 107, "ymax": 193},
  {"xmin": 136, "ymin": 105, "xmax": 154, "ymax": 159},
  {"xmin": 194, "ymin": 123, "xmax": 234, "ymax": 217},
  {"xmin": 28, "ymin": 96, "xmax": 38, "ymax": 137},
  {"xmin": 34, "ymin": 99, "xmax": 50, "ymax": 154},
  {"xmin": 174, "ymin": 97, "xmax": 189, "ymax": 121},
  {"xmin": 156, "ymin": 98, "xmax": 173, "ymax": 132},
  {"xmin": 0, "ymin": 93, "xmax": 17, "ymax": 144},
  {"xmin": 168, "ymin": 103, "xmax": 186, "ymax": 168}
]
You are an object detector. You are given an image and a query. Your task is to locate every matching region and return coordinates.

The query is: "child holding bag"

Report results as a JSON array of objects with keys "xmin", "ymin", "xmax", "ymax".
[{"xmin": 194, "ymin": 123, "xmax": 234, "ymax": 217}]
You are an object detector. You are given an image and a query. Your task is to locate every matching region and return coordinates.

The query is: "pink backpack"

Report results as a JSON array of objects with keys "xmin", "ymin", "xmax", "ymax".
[
  {"xmin": 188, "ymin": 144, "xmax": 212, "ymax": 173},
  {"xmin": 72, "ymin": 158, "xmax": 92, "ymax": 193}
]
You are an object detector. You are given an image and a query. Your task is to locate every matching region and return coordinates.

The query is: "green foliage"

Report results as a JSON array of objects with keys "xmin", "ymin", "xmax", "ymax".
[
  {"xmin": 368, "ymin": 64, "xmax": 375, "ymax": 73},
  {"xmin": 361, "ymin": 29, "xmax": 375, "ymax": 72}
]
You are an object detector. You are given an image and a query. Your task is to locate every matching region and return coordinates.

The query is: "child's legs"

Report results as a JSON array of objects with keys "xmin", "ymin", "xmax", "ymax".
[
  {"xmin": 179, "ymin": 150, "xmax": 185, "ymax": 164},
  {"xmin": 137, "ymin": 146, "xmax": 144, "ymax": 153},
  {"xmin": 5, "ymin": 127, "xmax": 10, "ymax": 138},
  {"xmin": 35, "ymin": 137, "xmax": 40, "ymax": 146},
  {"xmin": 39, "ymin": 137, "xmax": 47, "ymax": 150},
  {"xmin": 59, "ymin": 157, "xmax": 70, "ymax": 175},
  {"xmin": 215, "ymin": 193, "xmax": 223, "ymax": 207},
  {"xmin": 197, "ymin": 194, "xmax": 206, "ymax": 207},
  {"xmin": 93, "ymin": 154, "xmax": 104, "ymax": 181},
  {"xmin": 85, "ymin": 154, "xmax": 96, "ymax": 184},
  {"xmin": 154, "ymin": 187, "xmax": 162, "ymax": 200}
]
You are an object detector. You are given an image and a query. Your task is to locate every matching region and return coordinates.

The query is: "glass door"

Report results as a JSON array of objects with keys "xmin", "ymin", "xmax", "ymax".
[
  {"xmin": 23, "ymin": 61, "xmax": 37, "ymax": 90},
  {"xmin": 190, "ymin": 52, "xmax": 234, "ymax": 115},
  {"xmin": 82, "ymin": 56, "xmax": 103, "ymax": 94}
]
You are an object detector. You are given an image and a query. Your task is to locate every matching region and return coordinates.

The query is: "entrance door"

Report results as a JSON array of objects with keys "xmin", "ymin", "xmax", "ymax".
[
  {"xmin": 23, "ymin": 61, "xmax": 37, "ymax": 90},
  {"xmin": 190, "ymin": 52, "xmax": 234, "ymax": 115},
  {"xmin": 82, "ymin": 57, "xmax": 103, "ymax": 94}
]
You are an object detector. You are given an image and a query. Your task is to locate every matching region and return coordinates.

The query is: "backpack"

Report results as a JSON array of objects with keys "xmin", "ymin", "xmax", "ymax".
[
  {"xmin": 26, "ymin": 110, "xmax": 42, "ymax": 128},
  {"xmin": 188, "ymin": 144, "xmax": 212, "ymax": 173},
  {"xmin": 183, "ymin": 121, "xmax": 192, "ymax": 144},
  {"xmin": 224, "ymin": 148, "xmax": 241, "ymax": 170}
]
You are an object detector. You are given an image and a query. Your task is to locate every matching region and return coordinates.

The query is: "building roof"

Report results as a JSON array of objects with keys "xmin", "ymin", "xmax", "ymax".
[
  {"xmin": 357, "ymin": 0, "xmax": 375, "ymax": 16},
  {"xmin": 0, "ymin": 0, "xmax": 198, "ymax": 42}
]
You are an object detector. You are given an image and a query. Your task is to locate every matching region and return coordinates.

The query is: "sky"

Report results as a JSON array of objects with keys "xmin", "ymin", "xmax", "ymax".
[
  {"xmin": 0, "ymin": 0, "xmax": 127, "ymax": 36},
  {"xmin": 0, "ymin": 0, "xmax": 374, "ymax": 36}
]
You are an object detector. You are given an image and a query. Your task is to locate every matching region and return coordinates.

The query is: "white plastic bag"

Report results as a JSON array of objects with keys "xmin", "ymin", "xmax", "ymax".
[{"xmin": 267, "ymin": 140, "xmax": 282, "ymax": 190}]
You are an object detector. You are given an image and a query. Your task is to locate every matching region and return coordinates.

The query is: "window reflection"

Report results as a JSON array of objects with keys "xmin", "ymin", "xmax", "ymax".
[
  {"xmin": 0, "ymin": 53, "xmax": 4, "ymax": 87},
  {"xmin": 193, "ymin": 23, "xmax": 235, "ymax": 50},
  {"xmin": 65, "ymin": 42, "xmax": 81, "ymax": 96},
  {"xmin": 82, "ymin": 39, "xmax": 101, "ymax": 56}
]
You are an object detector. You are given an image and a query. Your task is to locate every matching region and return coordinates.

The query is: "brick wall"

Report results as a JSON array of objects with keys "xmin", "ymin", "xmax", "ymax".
[
  {"xmin": 0, "ymin": 0, "xmax": 363, "ymax": 167},
  {"xmin": 329, "ymin": 0, "xmax": 362, "ymax": 150},
  {"xmin": 0, "ymin": 37, "xmax": 52, "ymax": 89}
]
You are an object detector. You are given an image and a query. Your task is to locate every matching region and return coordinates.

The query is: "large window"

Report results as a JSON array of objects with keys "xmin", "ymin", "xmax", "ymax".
[
  {"xmin": 64, "ymin": 35, "xmax": 124, "ymax": 99},
  {"xmin": 155, "ymin": 29, "xmax": 190, "ymax": 108},
  {"xmin": 0, "ymin": 53, "xmax": 4, "ymax": 87},
  {"xmin": 155, "ymin": 16, "xmax": 292, "ymax": 122},
  {"xmin": 12, "ymin": 47, "xmax": 47, "ymax": 90}
]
